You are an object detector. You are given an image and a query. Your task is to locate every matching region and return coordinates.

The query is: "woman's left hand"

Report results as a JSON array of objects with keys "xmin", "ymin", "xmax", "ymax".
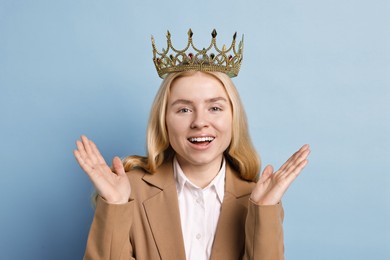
[{"xmin": 250, "ymin": 144, "xmax": 311, "ymax": 205}]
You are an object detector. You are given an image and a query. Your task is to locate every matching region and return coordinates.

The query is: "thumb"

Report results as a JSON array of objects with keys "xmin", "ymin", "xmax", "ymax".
[
  {"xmin": 258, "ymin": 165, "xmax": 273, "ymax": 183},
  {"xmin": 112, "ymin": 156, "xmax": 125, "ymax": 176}
]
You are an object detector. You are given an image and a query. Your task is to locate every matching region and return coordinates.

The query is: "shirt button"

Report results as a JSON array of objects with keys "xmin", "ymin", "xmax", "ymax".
[{"xmin": 196, "ymin": 234, "xmax": 201, "ymax": 240}]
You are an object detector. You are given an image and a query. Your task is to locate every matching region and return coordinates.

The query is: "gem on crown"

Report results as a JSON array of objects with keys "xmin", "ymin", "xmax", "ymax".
[{"xmin": 151, "ymin": 29, "xmax": 244, "ymax": 78}]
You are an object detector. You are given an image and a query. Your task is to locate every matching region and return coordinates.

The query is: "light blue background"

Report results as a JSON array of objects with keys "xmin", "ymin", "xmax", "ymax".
[{"xmin": 1, "ymin": 0, "xmax": 389, "ymax": 259}]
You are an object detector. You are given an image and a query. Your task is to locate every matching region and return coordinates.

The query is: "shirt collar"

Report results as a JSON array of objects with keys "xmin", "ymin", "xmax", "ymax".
[{"xmin": 173, "ymin": 157, "xmax": 226, "ymax": 203}]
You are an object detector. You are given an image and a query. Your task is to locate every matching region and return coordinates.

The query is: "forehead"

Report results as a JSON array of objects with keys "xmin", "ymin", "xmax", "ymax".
[{"xmin": 169, "ymin": 72, "xmax": 229, "ymax": 101}]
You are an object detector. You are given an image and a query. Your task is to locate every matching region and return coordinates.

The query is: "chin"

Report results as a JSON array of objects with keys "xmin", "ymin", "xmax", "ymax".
[{"xmin": 185, "ymin": 154, "xmax": 222, "ymax": 166}]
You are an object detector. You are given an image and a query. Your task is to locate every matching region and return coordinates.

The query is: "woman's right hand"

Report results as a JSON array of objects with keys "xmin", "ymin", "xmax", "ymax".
[{"xmin": 74, "ymin": 135, "xmax": 131, "ymax": 204}]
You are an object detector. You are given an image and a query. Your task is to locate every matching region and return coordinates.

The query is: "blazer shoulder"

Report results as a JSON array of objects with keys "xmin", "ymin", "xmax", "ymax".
[
  {"xmin": 125, "ymin": 161, "xmax": 176, "ymax": 200},
  {"xmin": 226, "ymin": 165, "xmax": 256, "ymax": 198},
  {"xmin": 126, "ymin": 167, "xmax": 149, "ymax": 181}
]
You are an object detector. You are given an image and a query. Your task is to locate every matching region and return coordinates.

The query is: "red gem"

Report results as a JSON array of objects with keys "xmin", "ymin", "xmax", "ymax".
[
  {"xmin": 188, "ymin": 53, "xmax": 193, "ymax": 59},
  {"xmin": 228, "ymin": 55, "xmax": 233, "ymax": 60}
]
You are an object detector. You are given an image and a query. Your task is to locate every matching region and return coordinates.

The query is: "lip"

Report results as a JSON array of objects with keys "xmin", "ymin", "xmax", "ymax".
[{"xmin": 187, "ymin": 135, "xmax": 215, "ymax": 150}]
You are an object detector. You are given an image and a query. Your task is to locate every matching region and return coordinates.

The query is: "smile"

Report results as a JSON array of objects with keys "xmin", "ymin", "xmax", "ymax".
[{"xmin": 188, "ymin": 137, "xmax": 215, "ymax": 143}]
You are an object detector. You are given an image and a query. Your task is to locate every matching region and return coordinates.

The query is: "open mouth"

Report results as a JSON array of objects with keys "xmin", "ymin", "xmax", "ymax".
[{"xmin": 188, "ymin": 137, "xmax": 215, "ymax": 144}]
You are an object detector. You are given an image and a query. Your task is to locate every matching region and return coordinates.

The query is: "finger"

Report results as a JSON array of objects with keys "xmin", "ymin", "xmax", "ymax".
[
  {"xmin": 81, "ymin": 135, "xmax": 95, "ymax": 158},
  {"xmin": 89, "ymin": 139, "xmax": 107, "ymax": 165},
  {"xmin": 73, "ymin": 149, "xmax": 83, "ymax": 164},
  {"xmin": 75, "ymin": 142, "xmax": 99, "ymax": 171},
  {"xmin": 81, "ymin": 135, "xmax": 98, "ymax": 164},
  {"xmin": 279, "ymin": 144, "xmax": 310, "ymax": 173},
  {"xmin": 258, "ymin": 165, "xmax": 273, "ymax": 183},
  {"xmin": 81, "ymin": 135, "xmax": 92, "ymax": 153},
  {"xmin": 279, "ymin": 144, "xmax": 308, "ymax": 171},
  {"xmin": 251, "ymin": 165, "xmax": 274, "ymax": 204},
  {"xmin": 282, "ymin": 158, "xmax": 309, "ymax": 185},
  {"xmin": 74, "ymin": 149, "xmax": 95, "ymax": 176},
  {"xmin": 74, "ymin": 149, "xmax": 89, "ymax": 168},
  {"xmin": 76, "ymin": 140, "xmax": 88, "ymax": 160},
  {"xmin": 282, "ymin": 144, "xmax": 309, "ymax": 166},
  {"xmin": 112, "ymin": 156, "xmax": 125, "ymax": 176},
  {"xmin": 281, "ymin": 148, "xmax": 311, "ymax": 177}
]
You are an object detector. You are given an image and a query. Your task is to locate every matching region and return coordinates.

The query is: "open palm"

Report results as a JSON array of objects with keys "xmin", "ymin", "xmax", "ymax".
[
  {"xmin": 74, "ymin": 135, "xmax": 131, "ymax": 204},
  {"xmin": 250, "ymin": 144, "xmax": 310, "ymax": 205}
]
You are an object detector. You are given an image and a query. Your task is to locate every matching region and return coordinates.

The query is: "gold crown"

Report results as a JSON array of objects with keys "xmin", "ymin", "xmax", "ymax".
[{"xmin": 151, "ymin": 29, "xmax": 244, "ymax": 78}]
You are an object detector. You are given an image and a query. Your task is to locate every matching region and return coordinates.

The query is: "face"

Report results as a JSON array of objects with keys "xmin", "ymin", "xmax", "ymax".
[{"xmin": 165, "ymin": 72, "xmax": 233, "ymax": 170}]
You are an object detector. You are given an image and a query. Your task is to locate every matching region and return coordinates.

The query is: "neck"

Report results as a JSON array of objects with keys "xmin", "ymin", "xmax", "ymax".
[{"xmin": 176, "ymin": 157, "xmax": 223, "ymax": 188}]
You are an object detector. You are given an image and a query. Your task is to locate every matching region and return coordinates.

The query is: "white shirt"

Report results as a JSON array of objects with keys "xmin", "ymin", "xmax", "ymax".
[{"xmin": 173, "ymin": 157, "xmax": 226, "ymax": 260}]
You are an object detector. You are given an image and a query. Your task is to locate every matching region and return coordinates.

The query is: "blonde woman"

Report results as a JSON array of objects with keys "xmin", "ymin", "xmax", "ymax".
[{"xmin": 74, "ymin": 31, "xmax": 310, "ymax": 260}]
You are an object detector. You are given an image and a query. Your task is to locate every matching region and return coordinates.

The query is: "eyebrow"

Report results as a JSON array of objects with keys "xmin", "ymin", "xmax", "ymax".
[{"xmin": 170, "ymin": 97, "xmax": 228, "ymax": 106}]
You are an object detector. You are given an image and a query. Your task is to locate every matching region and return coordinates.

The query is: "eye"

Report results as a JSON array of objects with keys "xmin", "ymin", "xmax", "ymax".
[
  {"xmin": 178, "ymin": 107, "xmax": 191, "ymax": 113},
  {"xmin": 210, "ymin": 106, "xmax": 222, "ymax": 112}
]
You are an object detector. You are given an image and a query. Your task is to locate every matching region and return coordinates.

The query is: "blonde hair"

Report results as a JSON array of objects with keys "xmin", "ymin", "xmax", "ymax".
[{"xmin": 123, "ymin": 71, "xmax": 260, "ymax": 181}]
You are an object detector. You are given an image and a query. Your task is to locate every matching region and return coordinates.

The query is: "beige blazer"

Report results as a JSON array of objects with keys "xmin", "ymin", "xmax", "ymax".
[{"xmin": 84, "ymin": 161, "xmax": 284, "ymax": 260}]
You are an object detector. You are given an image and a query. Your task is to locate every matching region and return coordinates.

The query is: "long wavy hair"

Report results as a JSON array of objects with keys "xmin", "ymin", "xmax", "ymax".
[{"xmin": 122, "ymin": 71, "xmax": 261, "ymax": 181}]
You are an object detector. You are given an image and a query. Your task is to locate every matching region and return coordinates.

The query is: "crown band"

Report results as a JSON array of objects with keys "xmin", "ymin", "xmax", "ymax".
[{"xmin": 151, "ymin": 29, "xmax": 244, "ymax": 78}]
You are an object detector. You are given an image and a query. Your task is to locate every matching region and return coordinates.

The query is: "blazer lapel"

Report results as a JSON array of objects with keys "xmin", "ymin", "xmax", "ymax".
[
  {"xmin": 142, "ymin": 162, "xmax": 186, "ymax": 260},
  {"xmin": 210, "ymin": 166, "xmax": 255, "ymax": 260}
]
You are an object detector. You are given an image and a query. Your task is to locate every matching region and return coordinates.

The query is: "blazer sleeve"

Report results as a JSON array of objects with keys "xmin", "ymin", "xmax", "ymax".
[
  {"xmin": 243, "ymin": 202, "xmax": 285, "ymax": 260},
  {"xmin": 84, "ymin": 196, "xmax": 135, "ymax": 260}
]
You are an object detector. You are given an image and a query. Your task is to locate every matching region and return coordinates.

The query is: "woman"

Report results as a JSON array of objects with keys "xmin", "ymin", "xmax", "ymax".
[{"xmin": 74, "ymin": 31, "xmax": 310, "ymax": 260}]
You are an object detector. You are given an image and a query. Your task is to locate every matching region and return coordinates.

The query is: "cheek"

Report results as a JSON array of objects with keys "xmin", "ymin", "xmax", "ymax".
[
  {"xmin": 166, "ymin": 116, "xmax": 185, "ymax": 139},
  {"xmin": 218, "ymin": 115, "xmax": 233, "ymax": 133},
  {"xmin": 225, "ymin": 118, "xmax": 234, "ymax": 142},
  {"xmin": 165, "ymin": 120, "xmax": 175, "ymax": 140}
]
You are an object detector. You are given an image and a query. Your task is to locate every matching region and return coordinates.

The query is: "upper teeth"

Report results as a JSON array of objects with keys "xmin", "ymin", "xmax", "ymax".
[{"xmin": 189, "ymin": 137, "xmax": 214, "ymax": 142}]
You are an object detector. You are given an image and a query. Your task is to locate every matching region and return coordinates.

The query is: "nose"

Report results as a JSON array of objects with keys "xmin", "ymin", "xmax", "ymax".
[{"xmin": 190, "ymin": 110, "xmax": 209, "ymax": 129}]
